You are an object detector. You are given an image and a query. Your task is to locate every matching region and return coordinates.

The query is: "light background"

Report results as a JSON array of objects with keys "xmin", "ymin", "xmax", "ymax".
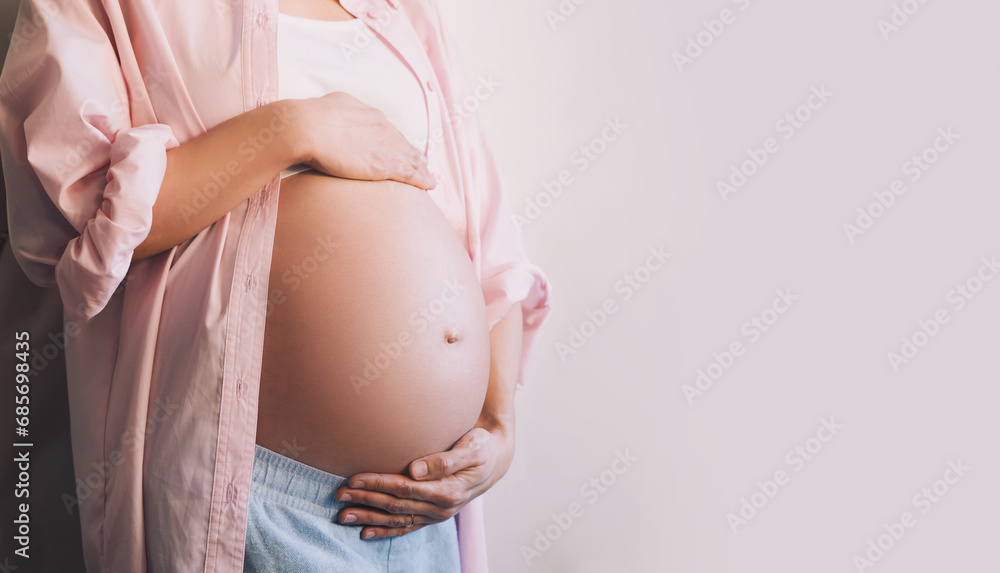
[{"xmin": 437, "ymin": 0, "xmax": 1000, "ymax": 571}]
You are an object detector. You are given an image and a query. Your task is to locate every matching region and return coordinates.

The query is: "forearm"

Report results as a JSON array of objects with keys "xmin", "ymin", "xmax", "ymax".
[
  {"xmin": 477, "ymin": 302, "xmax": 523, "ymax": 436},
  {"xmin": 132, "ymin": 99, "xmax": 307, "ymax": 261}
]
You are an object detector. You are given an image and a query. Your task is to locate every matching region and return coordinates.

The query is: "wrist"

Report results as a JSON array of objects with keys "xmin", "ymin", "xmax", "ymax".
[
  {"xmin": 273, "ymin": 98, "xmax": 312, "ymax": 166},
  {"xmin": 476, "ymin": 411, "xmax": 514, "ymax": 439},
  {"xmin": 475, "ymin": 414, "xmax": 515, "ymax": 479}
]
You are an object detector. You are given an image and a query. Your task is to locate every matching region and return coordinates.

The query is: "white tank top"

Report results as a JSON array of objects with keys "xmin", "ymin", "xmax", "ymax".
[{"xmin": 276, "ymin": 13, "xmax": 430, "ymax": 179}]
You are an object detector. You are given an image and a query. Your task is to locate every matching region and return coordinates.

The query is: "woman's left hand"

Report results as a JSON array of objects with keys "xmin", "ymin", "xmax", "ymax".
[{"xmin": 333, "ymin": 422, "xmax": 514, "ymax": 540}]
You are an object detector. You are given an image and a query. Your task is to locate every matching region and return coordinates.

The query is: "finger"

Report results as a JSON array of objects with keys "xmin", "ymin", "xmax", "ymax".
[
  {"xmin": 409, "ymin": 428, "xmax": 491, "ymax": 481},
  {"xmin": 389, "ymin": 151, "xmax": 435, "ymax": 189},
  {"xmin": 335, "ymin": 488, "xmax": 449, "ymax": 521},
  {"xmin": 339, "ymin": 504, "xmax": 446, "ymax": 529},
  {"xmin": 360, "ymin": 523, "xmax": 428, "ymax": 540},
  {"xmin": 343, "ymin": 472, "xmax": 467, "ymax": 507}
]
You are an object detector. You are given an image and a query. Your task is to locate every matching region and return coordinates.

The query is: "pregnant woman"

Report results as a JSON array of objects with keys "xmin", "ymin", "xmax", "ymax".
[{"xmin": 0, "ymin": 0, "xmax": 550, "ymax": 571}]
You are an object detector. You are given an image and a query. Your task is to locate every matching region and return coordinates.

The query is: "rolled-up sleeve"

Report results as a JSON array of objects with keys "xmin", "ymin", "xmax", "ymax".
[
  {"xmin": 0, "ymin": 0, "xmax": 178, "ymax": 321},
  {"xmin": 423, "ymin": 0, "xmax": 552, "ymax": 389}
]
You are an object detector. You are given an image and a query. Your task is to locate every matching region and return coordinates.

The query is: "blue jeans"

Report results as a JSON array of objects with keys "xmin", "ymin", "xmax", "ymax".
[{"xmin": 243, "ymin": 444, "xmax": 461, "ymax": 573}]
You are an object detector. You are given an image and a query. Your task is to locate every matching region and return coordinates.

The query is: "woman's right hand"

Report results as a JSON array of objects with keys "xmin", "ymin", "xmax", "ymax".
[{"xmin": 290, "ymin": 92, "xmax": 437, "ymax": 190}]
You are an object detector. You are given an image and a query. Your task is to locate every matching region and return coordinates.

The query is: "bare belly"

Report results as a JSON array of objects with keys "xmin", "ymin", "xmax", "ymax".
[{"xmin": 256, "ymin": 171, "xmax": 490, "ymax": 477}]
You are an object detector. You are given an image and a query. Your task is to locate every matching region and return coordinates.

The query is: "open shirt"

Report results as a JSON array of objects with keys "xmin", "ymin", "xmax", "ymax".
[{"xmin": 0, "ymin": 0, "xmax": 552, "ymax": 570}]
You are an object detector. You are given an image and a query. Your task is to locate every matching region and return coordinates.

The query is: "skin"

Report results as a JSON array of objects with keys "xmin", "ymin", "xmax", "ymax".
[
  {"xmin": 131, "ymin": 94, "xmax": 435, "ymax": 261},
  {"xmin": 256, "ymin": 173, "xmax": 494, "ymax": 479},
  {"xmin": 336, "ymin": 303, "xmax": 522, "ymax": 540},
  {"xmin": 131, "ymin": 0, "xmax": 524, "ymax": 542},
  {"xmin": 276, "ymin": 1, "xmax": 523, "ymax": 540}
]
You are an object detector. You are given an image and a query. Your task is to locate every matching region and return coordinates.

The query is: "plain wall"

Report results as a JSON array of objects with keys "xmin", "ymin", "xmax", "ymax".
[{"xmin": 436, "ymin": 0, "xmax": 1000, "ymax": 571}]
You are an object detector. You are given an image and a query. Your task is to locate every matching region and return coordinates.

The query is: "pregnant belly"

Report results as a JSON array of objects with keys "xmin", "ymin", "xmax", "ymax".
[{"xmin": 256, "ymin": 171, "xmax": 490, "ymax": 477}]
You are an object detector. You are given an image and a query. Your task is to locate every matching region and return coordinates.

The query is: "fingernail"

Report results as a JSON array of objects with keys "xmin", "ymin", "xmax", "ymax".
[
  {"xmin": 342, "ymin": 513, "xmax": 357, "ymax": 523},
  {"xmin": 339, "ymin": 493, "xmax": 352, "ymax": 502},
  {"xmin": 412, "ymin": 461, "xmax": 427, "ymax": 478},
  {"xmin": 351, "ymin": 480, "xmax": 364, "ymax": 488},
  {"xmin": 364, "ymin": 530, "xmax": 377, "ymax": 539}
]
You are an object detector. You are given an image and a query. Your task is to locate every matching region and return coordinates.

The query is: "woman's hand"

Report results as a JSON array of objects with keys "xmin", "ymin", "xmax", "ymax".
[
  {"xmin": 289, "ymin": 92, "xmax": 437, "ymax": 189},
  {"xmin": 335, "ymin": 304, "xmax": 525, "ymax": 539},
  {"xmin": 333, "ymin": 421, "xmax": 515, "ymax": 540}
]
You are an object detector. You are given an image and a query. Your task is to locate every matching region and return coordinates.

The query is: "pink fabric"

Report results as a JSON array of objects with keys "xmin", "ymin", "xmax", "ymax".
[{"xmin": 0, "ymin": 0, "xmax": 551, "ymax": 571}]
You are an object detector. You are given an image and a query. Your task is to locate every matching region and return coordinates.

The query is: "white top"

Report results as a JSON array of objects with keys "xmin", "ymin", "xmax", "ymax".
[{"xmin": 276, "ymin": 13, "xmax": 430, "ymax": 179}]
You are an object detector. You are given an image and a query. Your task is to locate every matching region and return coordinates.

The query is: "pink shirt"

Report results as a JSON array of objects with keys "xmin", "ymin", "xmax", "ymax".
[{"xmin": 0, "ymin": 0, "xmax": 551, "ymax": 571}]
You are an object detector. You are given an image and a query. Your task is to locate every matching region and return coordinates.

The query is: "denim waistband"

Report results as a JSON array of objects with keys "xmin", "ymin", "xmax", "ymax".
[{"xmin": 250, "ymin": 443, "xmax": 350, "ymax": 520}]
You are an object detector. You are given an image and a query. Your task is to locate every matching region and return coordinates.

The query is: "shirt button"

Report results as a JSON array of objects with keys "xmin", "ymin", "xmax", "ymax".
[
  {"xmin": 433, "ymin": 171, "xmax": 443, "ymax": 182},
  {"xmin": 425, "ymin": 79, "xmax": 435, "ymax": 92},
  {"xmin": 227, "ymin": 483, "xmax": 234, "ymax": 502},
  {"xmin": 236, "ymin": 379, "xmax": 244, "ymax": 398},
  {"xmin": 246, "ymin": 275, "xmax": 254, "ymax": 290}
]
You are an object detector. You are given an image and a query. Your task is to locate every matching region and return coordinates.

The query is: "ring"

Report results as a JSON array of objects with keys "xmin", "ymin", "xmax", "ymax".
[{"xmin": 408, "ymin": 514, "xmax": 414, "ymax": 527}]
